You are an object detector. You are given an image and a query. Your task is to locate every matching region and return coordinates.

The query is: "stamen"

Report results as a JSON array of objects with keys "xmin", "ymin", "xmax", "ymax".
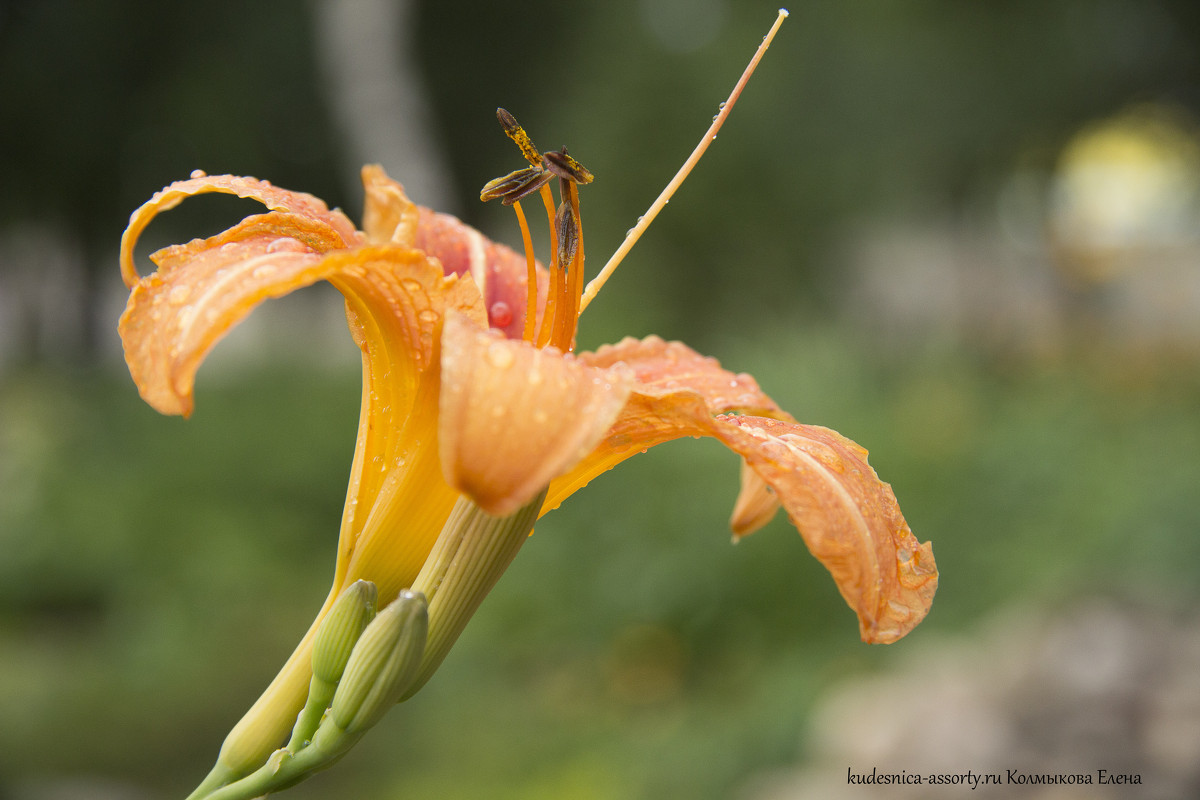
[
  {"xmin": 480, "ymin": 166, "xmax": 553, "ymax": 205},
  {"xmin": 510, "ymin": 200, "xmax": 539, "ymax": 342},
  {"xmin": 496, "ymin": 108, "xmax": 544, "ymax": 168},
  {"xmin": 535, "ymin": 182, "xmax": 560, "ymax": 348},
  {"xmin": 579, "ymin": 8, "xmax": 788, "ymax": 312},
  {"xmin": 543, "ymin": 147, "xmax": 595, "ymax": 185},
  {"xmin": 551, "ymin": 179, "xmax": 584, "ymax": 352}
]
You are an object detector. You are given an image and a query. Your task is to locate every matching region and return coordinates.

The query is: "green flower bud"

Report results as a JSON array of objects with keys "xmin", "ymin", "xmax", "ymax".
[
  {"xmin": 329, "ymin": 590, "xmax": 428, "ymax": 734},
  {"xmin": 312, "ymin": 580, "xmax": 378, "ymax": 683},
  {"xmin": 286, "ymin": 580, "xmax": 379, "ymax": 752}
]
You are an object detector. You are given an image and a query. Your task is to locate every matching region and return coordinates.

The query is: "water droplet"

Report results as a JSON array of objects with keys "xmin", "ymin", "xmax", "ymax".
[
  {"xmin": 486, "ymin": 341, "xmax": 515, "ymax": 369},
  {"xmin": 220, "ymin": 243, "xmax": 238, "ymax": 254},
  {"xmin": 252, "ymin": 264, "xmax": 277, "ymax": 280},
  {"xmin": 265, "ymin": 237, "xmax": 305, "ymax": 254},
  {"xmin": 189, "ymin": 169, "xmax": 207, "ymax": 179},
  {"xmin": 489, "ymin": 301, "xmax": 513, "ymax": 328},
  {"xmin": 718, "ymin": 101, "xmax": 727, "ymax": 110},
  {"xmin": 760, "ymin": 440, "xmax": 790, "ymax": 461},
  {"xmin": 417, "ymin": 309, "xmax": 439, "ymax": 324},
  {"xmin": 401, "ymin": 278, "xmax": 423, "ymax": 294},
  {"xmin": 167, "ymin": 284, "xmax": 191, "ymax": 305}
]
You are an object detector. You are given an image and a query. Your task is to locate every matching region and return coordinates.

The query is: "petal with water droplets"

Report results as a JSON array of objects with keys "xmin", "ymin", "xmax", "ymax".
[{"xmin": 438, "ymin": 312, "xmax": 633, "ymax": 516}]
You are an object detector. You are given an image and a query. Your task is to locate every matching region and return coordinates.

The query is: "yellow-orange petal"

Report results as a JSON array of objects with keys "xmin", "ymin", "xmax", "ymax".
[
  {"xmin": 708, "ymin": 416, "xmax": 937, "ymax": 644},
  {"xmin": 120, "ymin": 173, "xmax": 361, "ymax": 288},
  {"xmin": 438, "ymin": 312, "xmax": 633, "ymax": 516},
  {"xmin": 544, "ymin": 336, "xmax": 788, "ymax": 511},
  {"xmin": 543, "ymin": 336, "xmax": 935, "ymax": 643},
  {"xmin": 119, "ymin": 212, "xmax": 349, "ymax": 416},
  {"xmin": 729, "ymin": 459, "xmax": 781, "ymax": 538},
  {"xmin": 361, "ymin": 164, "xmax": 420, "ymax": 245},
  {"xmin": 582, "ymin": 335, "xmax": 786, "ymax": 416}
]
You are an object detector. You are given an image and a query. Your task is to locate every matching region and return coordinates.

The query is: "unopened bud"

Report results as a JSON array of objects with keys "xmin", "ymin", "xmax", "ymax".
[
  {"xmin": 312, "ymin": 580, "xmax": 378, "ymax": 683},
  {"xmin": 329, "ymin": 590, "xmax": 428, "ymax": 734},
  {"xmin": 286, "ymin": 580, "xmax": 380, "ymax": 752}
]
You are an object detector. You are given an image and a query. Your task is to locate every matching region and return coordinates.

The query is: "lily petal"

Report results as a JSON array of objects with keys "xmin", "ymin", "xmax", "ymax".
[
  {"xmin": 730, "ymin": 459, "xmax": 782, "ymax": 537},
  {"xmin": 543, "ymin": 335, "xmax": 936, "ymax": 643},
  {"xmin": 544, "ymin": 335, "xmax": 786, "ymax": 509},
  {"xmin": 119, "ymin": 172, "xmax": 361, "ymax": 288},
  {"xmin": 439, "ymin": 312, "xmax": 634, "ymax": 516},
  {"xmin": 120, "ymin": 211, "xmax": 351, "ymax": 416},
  {"xmin": 362, "ymin": 164, "xmax": 420, "ymax": 245},
  {"xmin": 359, "ymin": 163, "xmax": 547, "ymax": 339},
  {"xmin": 708, "ymin": 415, "xmax": 937, "ymax": 644}
]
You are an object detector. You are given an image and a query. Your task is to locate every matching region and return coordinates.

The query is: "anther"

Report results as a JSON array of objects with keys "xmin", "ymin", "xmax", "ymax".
[
  {"xmin": 542, "ymin": 147, "xmax": 594, "ymax": 185},
  {"xmin": 480, "ymin": 166, "xmax": 554, "ymax": 205},
  {"xmin": 554, "ymin": 200, "xmax": 579, "ymax": 269},
  {"xmin": 496, "ymin": 108, "xmax": 543, "ymax": 168}
]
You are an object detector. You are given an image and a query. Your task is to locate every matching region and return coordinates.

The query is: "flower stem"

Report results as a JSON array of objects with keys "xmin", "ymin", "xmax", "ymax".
[{"xmin": 402, "ymin": 487, "xmax": 548, "ymax": 699}]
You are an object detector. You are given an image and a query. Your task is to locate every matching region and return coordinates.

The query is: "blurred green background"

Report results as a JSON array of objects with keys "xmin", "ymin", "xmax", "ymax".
[{"xmin": 2, "ymin": 1, "xmax": 1199, "ymax": 798}]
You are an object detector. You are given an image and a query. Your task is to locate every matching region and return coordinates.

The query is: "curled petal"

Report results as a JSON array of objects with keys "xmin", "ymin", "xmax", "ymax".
[
  {"xmin": 546, "ymin": 336, "xmax": 787, "ymax": 508},
  {"xmin": 439, "ymin": 312, "xmax": 633, "ymax": 516},
  {"xmin": 710, "ymin": 416, "xmax": 937, "ymax": 644},
  {"xmin": 546, "ymin": 335, "xmax": 936, "ymax": 643},
  {"xmin": 120, "ymin": 173, "xmax": 361, "ymax": 288},
  {"xmin": 361, "ymin": 164, "xmax": 420, "ymax": 245},
  {"xmin": 730, "ymin": 460, "xmax": 781, "ymax": 538},
  {"xmin": 120, "ymin": 212, "xmax": 345, "ymax": 416}
]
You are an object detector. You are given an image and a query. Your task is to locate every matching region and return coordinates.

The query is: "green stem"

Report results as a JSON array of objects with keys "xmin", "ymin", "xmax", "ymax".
[
  {"xmin": 404, "ymin": 488, "xmax": 547, "ymax": 698},
  {"xmin": 185, "ymin": 490, "xmax": 546, "ymax": 799}
]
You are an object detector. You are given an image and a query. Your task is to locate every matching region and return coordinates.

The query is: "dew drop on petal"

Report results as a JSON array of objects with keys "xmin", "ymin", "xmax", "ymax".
[
  {"xmin": 252, "ymin": 265, "xmax": 277, "ymax": 280},
  {"xmin": 189, "ymin": 169, "xmax": 207, "ymax": 179},
  {"xmin": 489, "ymin": 301, "xmax": 513, "ymax": 328},
  {"xmin": 759, "ymin": 439, "xmax": 791, "ymax": 462},
  {"xmin": 417, "ymin": 309, "xmax": 439, "ymax": 325},
  {"xmin": 486, "ymin": 341, "xmax": 515, "ymax": 369},
  {"xmin": 265, "ymin": 237, "xmax": 305, "ymax": 254},
  {"xmin": 167, "ymin": 284, "xmax": 191, "ymax": 305}
]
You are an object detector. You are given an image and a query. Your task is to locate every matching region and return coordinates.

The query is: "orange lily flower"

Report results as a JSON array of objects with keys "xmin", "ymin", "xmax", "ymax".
[
  {"xmin": 120, "ymin": 159, "xmax": 935, "ymax": 788},
  {"xmin": 117, "ymin": 17, "xmax": 934, "ymax": 798}
]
